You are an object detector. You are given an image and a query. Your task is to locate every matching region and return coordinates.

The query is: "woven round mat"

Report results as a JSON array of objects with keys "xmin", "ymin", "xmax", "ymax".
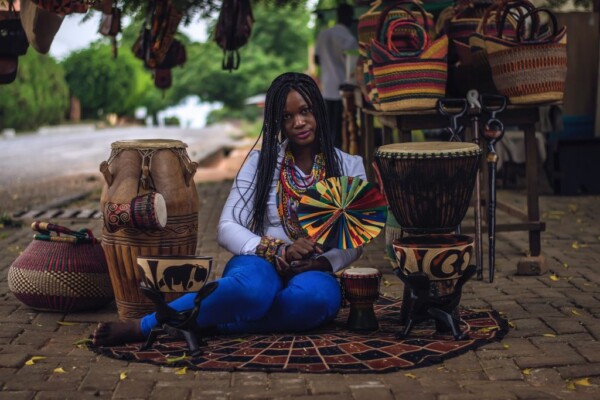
[{"xmin": 90, "ymin": 297, "xmax": 508, "ymax": 373}]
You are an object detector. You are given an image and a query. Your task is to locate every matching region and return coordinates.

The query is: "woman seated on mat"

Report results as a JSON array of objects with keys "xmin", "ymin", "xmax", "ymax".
[{"xmin": 92, "ymin": 72, "xmax": 367, "ymax": 345}]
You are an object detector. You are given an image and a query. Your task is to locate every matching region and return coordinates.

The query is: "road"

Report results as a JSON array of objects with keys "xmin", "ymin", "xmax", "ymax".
[{"xmin": 0, "ymin": 124, "xmax": 243, "ymax": 188}]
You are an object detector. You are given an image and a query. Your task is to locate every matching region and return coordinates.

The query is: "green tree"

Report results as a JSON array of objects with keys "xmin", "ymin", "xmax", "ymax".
[
  {"xmin": 62, "ymin": 43, "xmax": 144, "ymax": 118},
  {"xmin": 0, "ymin": 51, "xmax": 69, "ymax": 131},
  {"xmin": 169, "ymin": 2, "xmax": 312, "ymax": 111}
]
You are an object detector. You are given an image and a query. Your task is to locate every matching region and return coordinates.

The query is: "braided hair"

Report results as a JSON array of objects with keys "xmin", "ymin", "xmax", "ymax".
[{"xmin": 234, "ymin": 72, "xmax": 343, "ymax": 235}]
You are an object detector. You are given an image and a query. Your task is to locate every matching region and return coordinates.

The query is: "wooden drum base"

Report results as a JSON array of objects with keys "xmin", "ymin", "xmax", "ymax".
[{"xmin": 347, "ymin": 303, "xmax": 379, "ymax": 331}]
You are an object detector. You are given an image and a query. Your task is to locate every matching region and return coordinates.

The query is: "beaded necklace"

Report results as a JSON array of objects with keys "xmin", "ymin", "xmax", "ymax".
[{"xmin": 277, "ymin": 150, "xmax": 326, "ymax": 240}]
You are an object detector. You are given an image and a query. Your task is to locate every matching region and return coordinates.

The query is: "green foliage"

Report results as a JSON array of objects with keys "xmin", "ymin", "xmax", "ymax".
[
  {"xmin": 62, "ymin": 44, "xmax": 146, "ymax": 118},
  {"xmin": 170, "ymin": 2, "xmax": 312, "ymax": 111},
  {"xmin": 206, "ymin": 104, "xmax": 263, "ymax": 125},
  {"xmin": 0, "ymin": 51, "xmax": 69, "ymax": 131},
  {"xmin": 164, "ymin": 116, "xmax": 181, "ymax": 126}
]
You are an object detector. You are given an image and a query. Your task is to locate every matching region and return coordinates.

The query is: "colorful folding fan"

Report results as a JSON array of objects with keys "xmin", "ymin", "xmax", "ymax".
[{"xmin": 297, "ymin": 176, "xmax": 387, "ymax": 249}]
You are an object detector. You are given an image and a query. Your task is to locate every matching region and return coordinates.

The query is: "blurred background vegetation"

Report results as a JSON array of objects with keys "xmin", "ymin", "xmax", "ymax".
[
  {"xmin": 0, "ymin": 0, "xmax": 315, "ymax": 132},
  {"xmin": 0, "ymin": 0, "xmax": 594, "ymax": 132}
]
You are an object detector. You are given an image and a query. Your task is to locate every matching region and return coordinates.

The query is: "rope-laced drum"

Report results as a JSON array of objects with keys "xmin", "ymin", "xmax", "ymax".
[
  {"xmin": 374, "ymin": 142, "xmax": 481, "ymax": 234},
  {"xmin": 99, "ymin": 139, "xmax": 199, "ymax": 320}
]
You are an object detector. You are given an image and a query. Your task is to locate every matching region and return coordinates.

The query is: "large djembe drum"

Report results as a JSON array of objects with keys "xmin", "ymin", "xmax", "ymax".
[
  {"xmin": 374, "ymin": 142, "xmax": 481, "ymax": 234},
  {"xmin": 375, "ymin": 142, "xmax": 481, "ymax": 339},
  {"xmin": 99, "ymin": 139, "xmax": 199, "ymax": 320}
]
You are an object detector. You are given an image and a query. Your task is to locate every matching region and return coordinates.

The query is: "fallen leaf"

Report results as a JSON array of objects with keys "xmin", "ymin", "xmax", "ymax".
[
  {"xmin": 119, "ymin": 372, "xmax": 127, "ymax": 380},
  {"xmin": 571, "ymin": 309, "xmax": 581, "ymax": 316},
  {"xmin": 165, "ymin": 354, "xmax": 190, "ymax": 364},
  {"xmin": 73, "ymin": 338, "xmax": 92, "ymax": 346},
  {"xmin": 53, "ymin": 367, "xmax": 66, "ymax": 374},
  {"xmin": 508, "ymin": 321, "xmax": 516, "ymax": 329},
  {"xmin": 566, "ymin": 381, "xmax": 576, "ymax": 391},
  {"xmin": 478, "ymin": 327, "xmax": 499, "ymax": 333},
  {"xmin": 523, "ymin": 368, "xmax": 532, "ymax": 375},
  {"xmin": 503, "ymin": 344, "xmax": 510, "ymax": 349},
  {"xmin": 572, "ymin": 242, "xmax": 580, "ymax": 249},
  {"xmin": 25, "ymin": 356, "xmax": 46, "ymax": 366},
  {"xmin": 383, "ymin": 279, "xmax": 396, "ymax": 287},
  {"xmin": 563, "ymin": 263, "xmax": 568, "ymax": 268},
  {"xmin": 574, "ymin": 378, "xmax": 592, "ymax": 387},
  {"xmin": 175, "ymin": 367, "xmax": 187, "ymax": 375},
  {"xmin": 404, "ymin": 373, "xmax": 417, "ymax": 379},
  {"xmin": 543, "ymin": 333, "xmax": 556, "ymax": 337},
  {"xmin": 568, "ymin": 204, "xmax": 578, "ymax": 213},
  {"xmin": 550, "ymin": 274, "xmax": 560, "ymax": 281},
  {"xmin": 57, "ymin": 321, "xmax": 78, "ymax": 326}
]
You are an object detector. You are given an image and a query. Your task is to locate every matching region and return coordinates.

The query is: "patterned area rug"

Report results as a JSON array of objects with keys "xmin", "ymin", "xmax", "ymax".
[{"xmin": 90, "ymin": 297, "xmax": 508, "ymax": 373}]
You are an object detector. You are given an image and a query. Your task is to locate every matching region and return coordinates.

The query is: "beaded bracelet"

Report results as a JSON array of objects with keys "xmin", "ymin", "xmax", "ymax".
[{"xmin": 256, "ymin": 236, "xmax": 286, "ymax": 264}]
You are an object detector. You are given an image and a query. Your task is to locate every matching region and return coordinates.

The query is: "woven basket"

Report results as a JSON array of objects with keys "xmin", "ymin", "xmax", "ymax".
[
  {"xmin": 357, "ymin": 0, "xmax": 434, "ymax": 56},
  {"xmin": 8, "ymin": 222, "xmax": 113, "ymax": 312},
  {"xmin": 369, "ymin": 15, "xmax": 448, "ymax": 112},
  {"xmin": 484, "ymin": 7, "xmax": 567, "ymax": 104}
]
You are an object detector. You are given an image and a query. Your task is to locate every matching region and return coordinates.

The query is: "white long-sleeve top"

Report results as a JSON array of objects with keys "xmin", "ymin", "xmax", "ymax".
[{"xmin": 217, "ymin": 140, "xmax": 367, "ymax": 272}]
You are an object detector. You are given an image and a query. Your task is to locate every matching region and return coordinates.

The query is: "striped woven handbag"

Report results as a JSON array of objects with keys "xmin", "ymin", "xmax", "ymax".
[
  {"xmin": 357, "ymin": 0, "xmax": 434, "ymax": 56},
  {"xmin": 368, "ymin": 5, "xmax": 448, "ymax": 112},
  {"xmin": 483, "ymin": 7, "xmax": 567, "ymax": 104},
  {"xmin": 8, "ymin": 222, "xmax": 114, "ymax": 312}
]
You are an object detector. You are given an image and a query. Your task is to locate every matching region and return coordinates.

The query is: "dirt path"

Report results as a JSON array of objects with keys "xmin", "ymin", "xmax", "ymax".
[{"xmin": 0, "ymin": 145, "xmax": 254, "ymax": 216}]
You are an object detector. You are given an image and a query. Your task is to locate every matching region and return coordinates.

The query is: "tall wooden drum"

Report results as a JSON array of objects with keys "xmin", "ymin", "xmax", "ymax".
[
  {"xmin": 374, "ymin": 142, "xmax": 481, "ymax": 234},
  {"xmin": 99, "ymin": 139, "xmax": 199, "ymax": 320}
]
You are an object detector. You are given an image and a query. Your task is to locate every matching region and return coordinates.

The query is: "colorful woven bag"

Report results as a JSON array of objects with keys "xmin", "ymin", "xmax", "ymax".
[
  {"xmin": 484, "ymin": 7, "xmax": 567, "ymax": 104},
  {"xmin": 368, "ymin": 4, "xmax": 448, "ymax": 112},
  {"xmin": 357, "ymin": 0, "xmax": 434, "ymax": 56},
  {"xmin": 8, "ymin": 222, "xmax": 114, "ymax": 312}
]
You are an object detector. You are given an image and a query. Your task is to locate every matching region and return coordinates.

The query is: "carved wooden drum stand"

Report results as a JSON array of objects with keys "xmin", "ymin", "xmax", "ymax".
[
  {"xmin": 137, "ymin": 255, "xmax": 217, "ymax": 356},
  {"xmin": 375, "ymin": 142, "xmax": 481, "ymax": 340}
]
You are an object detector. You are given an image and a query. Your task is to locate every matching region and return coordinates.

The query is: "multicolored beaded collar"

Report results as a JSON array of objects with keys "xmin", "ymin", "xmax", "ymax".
[{"xmin": 277, "ymin": 150, "xmax": 326, "ymax": 240}]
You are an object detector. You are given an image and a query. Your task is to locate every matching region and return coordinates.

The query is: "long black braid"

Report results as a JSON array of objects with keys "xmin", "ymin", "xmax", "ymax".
[{"xmin": 233, "ymin": 72, "xmax": 343, "ymax": 235}]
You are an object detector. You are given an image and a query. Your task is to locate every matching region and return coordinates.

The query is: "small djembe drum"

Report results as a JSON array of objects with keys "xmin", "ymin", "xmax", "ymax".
[
  {"xmin": 340, "ymin": 267, "xmax": 382, "ymax": 331},
  {"xmin": 374, "ymin": 142, "xmax": 481, "ymax": 234},
  {"xmin": 99, "ymin": 139, "xmax": 199, "ymax": 320},
  {"xmin": 103, "ymin": 191, "xmax": 167, "ymax": 233}
]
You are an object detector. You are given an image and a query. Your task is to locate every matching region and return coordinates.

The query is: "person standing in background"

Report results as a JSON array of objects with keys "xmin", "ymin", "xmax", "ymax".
[{"xmin": 314, "ymin": 3, "xmax": 358, "ymax": 149}]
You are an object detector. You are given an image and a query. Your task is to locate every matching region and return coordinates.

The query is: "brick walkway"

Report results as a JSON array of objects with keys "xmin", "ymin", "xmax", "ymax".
[{"xmin": 1, "ymin": 179, "xmax": 599, "ymax": 399}]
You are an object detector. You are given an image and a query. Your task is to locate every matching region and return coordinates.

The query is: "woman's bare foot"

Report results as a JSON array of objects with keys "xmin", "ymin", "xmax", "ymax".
[{"xmin": 92, "ymin": 320, "xmax": 145, "ymax": 346}]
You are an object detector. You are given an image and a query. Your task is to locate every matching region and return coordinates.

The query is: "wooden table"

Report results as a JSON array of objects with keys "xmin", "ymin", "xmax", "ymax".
[{"xmin": 358, "ymin": 105, "xmax": 548, "ymax": 277}]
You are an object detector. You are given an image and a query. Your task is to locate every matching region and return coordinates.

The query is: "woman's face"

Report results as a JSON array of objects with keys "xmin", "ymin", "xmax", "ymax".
[{"xmin": 282, "ymin": 89, "xmax": 317, "ymax": 148}]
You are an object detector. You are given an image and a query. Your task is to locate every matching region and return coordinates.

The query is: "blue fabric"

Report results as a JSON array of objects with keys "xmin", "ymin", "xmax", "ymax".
[{"xmin": 140, "ymin": 255, "xmax": 342, "ymax": 336}]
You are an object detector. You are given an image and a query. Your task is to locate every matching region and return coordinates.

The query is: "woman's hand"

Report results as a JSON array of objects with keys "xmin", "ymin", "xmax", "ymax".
[
  {"xmin": 285, "ymin": 238, "xmax": 323, "ymax": 262},
  {"xmin": 280, "ymin": 256, "xmax": 332, "ymax": 280}
]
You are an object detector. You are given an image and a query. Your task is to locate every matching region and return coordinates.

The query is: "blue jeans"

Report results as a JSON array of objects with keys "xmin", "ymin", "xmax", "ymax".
[{"xmin": 140, "ymin": 255, "xmax": 342, "ymax": 335}]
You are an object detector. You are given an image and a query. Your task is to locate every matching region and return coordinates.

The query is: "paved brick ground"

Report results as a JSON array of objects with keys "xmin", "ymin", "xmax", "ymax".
[{"xmin": 1, "ymin": 174, "xmax": 599, "ymax": 399}]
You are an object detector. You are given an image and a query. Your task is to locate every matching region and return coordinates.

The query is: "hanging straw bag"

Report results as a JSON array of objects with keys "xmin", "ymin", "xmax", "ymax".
[
  {"xmin": 19, "ymin": 0, "xmax": 63, "ymax": 55},
  {"xmin": 368, "ymin": 3, "xmax": 448, "ymax": 112},
  {"xmin": 484, "ymin": 7, "xmax": 567, "ymax": 104},
  {"xmin": 8, "ymin": 222, "xmax": 114, "ymax": 312}
]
